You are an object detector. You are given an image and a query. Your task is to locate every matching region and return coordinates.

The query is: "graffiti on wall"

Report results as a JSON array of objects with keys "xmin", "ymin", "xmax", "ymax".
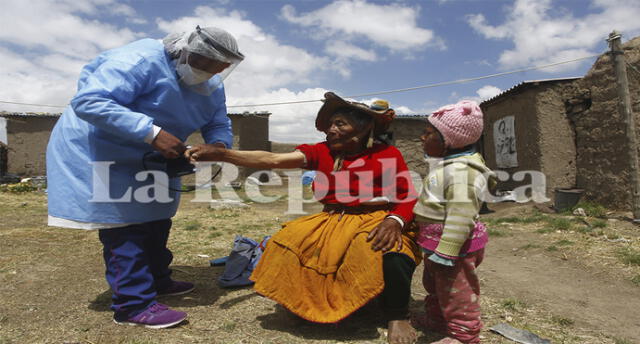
[
  {"xmin": 494, "ymin": 116, "xmax": 518, "ymax": 168},
  {"xmin": 0, "ymin": 117, "xmax": 6, "ymax": 145}
]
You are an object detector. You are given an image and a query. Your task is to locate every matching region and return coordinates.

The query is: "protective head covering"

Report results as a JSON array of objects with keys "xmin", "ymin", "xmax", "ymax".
[
  {"xmin": 163, "ymin": 25, "xmax": 244, "ymax": 95},
  {"xmin": 427, "ymin": 100, "xmax": 483, "ymax": 149}
]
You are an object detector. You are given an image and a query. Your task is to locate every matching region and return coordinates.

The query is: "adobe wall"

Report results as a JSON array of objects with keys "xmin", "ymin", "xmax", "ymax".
[
  {"xmin": 389, "ymin": 117, "xmax": 427, "ymax": 176},
  {"xmin": 535, "ymin": 83, "xmax": 578, "ymax": 195},
  {"xmin": 481, "ymin": 89, "xmax": 541, "ymax": 191},
  {"xmin": 564, "ymin": 36, "xmax": 640, "ymax": 208},
  {"xmin": 4, "ymin": 116, "xmax": 58, "ymax": 176}
]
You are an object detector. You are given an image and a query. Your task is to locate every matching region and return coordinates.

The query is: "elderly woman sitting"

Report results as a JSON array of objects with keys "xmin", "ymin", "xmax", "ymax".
[{"xmin": 186, "ymin": 92, "xmax": 421, "ymax": 344}]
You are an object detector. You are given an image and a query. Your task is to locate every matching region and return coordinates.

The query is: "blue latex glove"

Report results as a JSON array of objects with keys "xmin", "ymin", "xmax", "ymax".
[{"xmin": 428, "ymin": 253, "xmax": 456, "ymax": 267}]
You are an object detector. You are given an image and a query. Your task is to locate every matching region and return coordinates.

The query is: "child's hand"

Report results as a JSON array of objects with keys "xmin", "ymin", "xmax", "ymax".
[
  {"xmin": 367, "ymin": 218, "xmax": 403, "ymax": 252},
  {"xmin": 184, "ymin": 143, "xmax": 226, "ymax": 163}
]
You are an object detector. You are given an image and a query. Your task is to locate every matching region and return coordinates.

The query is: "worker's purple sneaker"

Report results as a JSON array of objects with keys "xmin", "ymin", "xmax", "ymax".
[
  {"xmin": 114, "ymin": 303, "xmax": 186, "ymax": 329},
  {"xmin": 157, "ymin": 280, "xmax": 195, "ymax": 297}
]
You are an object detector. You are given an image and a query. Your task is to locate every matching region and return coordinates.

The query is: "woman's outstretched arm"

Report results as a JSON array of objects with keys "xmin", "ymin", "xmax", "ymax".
[{"xmin": 185, "ymin": 144, "xmax": 306, "ymax": 169}]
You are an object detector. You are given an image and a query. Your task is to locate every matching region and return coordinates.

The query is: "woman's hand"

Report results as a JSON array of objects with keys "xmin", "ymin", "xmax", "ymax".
[
  {"xmin": 367, "ymin": 218, "xmax": 403, "ymax": 252},
  {"xmin": 184, "ymin": 143, "xmax": 226, "ymax": 163}
]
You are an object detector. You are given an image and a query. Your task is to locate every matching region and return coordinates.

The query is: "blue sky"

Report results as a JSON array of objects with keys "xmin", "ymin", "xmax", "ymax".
[{"xmin": 1, "ymin": 0, "xmax": 640, "ymax": 142}]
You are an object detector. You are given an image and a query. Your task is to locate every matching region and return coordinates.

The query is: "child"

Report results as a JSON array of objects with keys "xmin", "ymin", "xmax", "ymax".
[{"xmin": 412, "ymin": 100, "xmax": 495, "ymax": 344}]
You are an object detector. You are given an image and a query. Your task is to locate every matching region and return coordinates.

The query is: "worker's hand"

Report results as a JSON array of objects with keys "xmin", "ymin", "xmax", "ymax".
[
  {"xmin": 152, "ymin": 130, "xmax": 186, "ymax": 159},
  {"xmin": 367, "ymin": 217, "xmax": 403, "ymax": 252},
  {"xmin": 184, "ymin": 143, "xmax": 227, "ymax": 163}
]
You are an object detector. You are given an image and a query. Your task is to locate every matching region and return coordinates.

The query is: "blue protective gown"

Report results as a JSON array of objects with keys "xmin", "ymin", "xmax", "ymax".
[{"xmin": 47, "ymin": 38, "xmax": 232, "ymax": 224}]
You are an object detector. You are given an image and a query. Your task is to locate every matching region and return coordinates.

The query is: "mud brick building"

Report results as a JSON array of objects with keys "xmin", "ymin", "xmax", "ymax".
[
  {"xmin": 0, "ymin": 111, "xmax": 271, "ymax": 178},
  {"xmin": 480, "ymin": 78, "xmax": 581, "ymax": 195},
  {"xmin": 480, "ymin": 36, "xmax": 640, "ymax": 209},
  {"xmin": 0, "ymin": 112, "xmax": 59, "ymax": 176}
]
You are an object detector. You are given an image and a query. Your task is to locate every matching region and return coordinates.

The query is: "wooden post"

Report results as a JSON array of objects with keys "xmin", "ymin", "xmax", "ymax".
[{"xmin": 608, "ymin": 31, "xmax": 640, "ymax": 220}]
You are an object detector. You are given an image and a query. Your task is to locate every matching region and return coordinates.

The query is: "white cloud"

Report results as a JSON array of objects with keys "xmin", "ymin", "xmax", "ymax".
[
  {"xmin": 394, "ymin": 105, "xmax": 419, "ymax": 116},
  {"xmin": 281, "ymin": 0, "xmax": 436, "ymax": 53},
  {"xmin": 467, "ymin": 0, "xmax": 640, "ymax": 72},
  {"xmin": 439, "ymin": 86, "xmax": 501, "ymax": 108},
  {"xmin": 156, "ymin": 6, "xmax": 331, "ymax": 96},
  {"xmin": 0, "ymin": 0, "xmax": 142, "ymax": 59},
  {"xmin": 326, "ymin": 40, "xmax": 377, "ymax": 62},
  {"xmin": 0, "ymin": 3, "xmax": 333, "ymax": 143},
  {"xmin": 228, "ymin": 88, "xmax": 328, "ymax": 143},
  {"xmin": 476, "ymin": 85, "xmax": 502, "ymax": 101},
  {"xmin": 0, "ymin": 49, "xmax": 75, "ymax": 113},
  {"xmin": 0, "ymin": 0, "xmax": 145, "ymax": 113},
  {"xmin": 155, "ymin": 6, "xmax": 340, "ymax": 142}
]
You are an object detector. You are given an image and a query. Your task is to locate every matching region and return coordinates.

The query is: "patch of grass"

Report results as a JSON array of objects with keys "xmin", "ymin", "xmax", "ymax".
[
  {"xmin": 553, "ymin": 239, "xmax": 574, "ymax": 247},
  {"xmin": 488, "ymin": 227, "xmax": 509, "ymax": 237},
  {"xmin": 519, "ymin": 243, "xmax": 540, "ymax": 250},
  {"xmin": 545, "ymin": 217, "xmax": 573, "ymax": 231},
  {"xmin": 546, "ymin": 245, "xmax": 559, "ymax": 252},
  {"xmin": 209, "ymin": 209, "xmax": 241, "ymax": 219},
  {"xmin": 592, "ymin": 219, "xmax": 608, "ymax": 228},
  {"xmin": 0, "ymin": 182, "xmax": 39, "ymax": 193},
  {"xmin": 125, "ymin": 340, "xmax": 157, "ymax": 344},
  {"xmin": 573, "ymin": 201, "xmax": 607, "ymax": 218},
  {"xmin": 614, "ymin": 338, "xmax": 633, "ymax": 344},
  {"xmin": 617, "ymin": 247, "xmax": 640, "ymax": 266},
  {"xmin": 208, "ymin": 232, "xmax": 223, "ymax": 239},
  {"xmin": 536, "ymin": 227, "xmax": 554, "ymax": 234},
  {"xmin": 501, "ymin": 298, "xmax": 527, "ymax": 311},
  {"xmin": 576, "ymin": 225, "xmax": 593, "ymax": 234},
  {"xmin": 607, "ymin": 233, "xmax": 621, "ymax": 240},
  {"xmin": 631, "ymin": 274, "xmax": 640, "ymax": 286},
  {"xmin": 183, "ymin": 220, "xmax": 201, "ymax": 231},
  {"xmin": 491, "ymin": 212, "xmax": 546, "ymax": 225},
  {"xmin": 222, "ymin": 321, "xmax": 237, "ymax": 332},
  {"xmin": 551, "ymin": 315, "xmax": 574, "ymax": 326}
]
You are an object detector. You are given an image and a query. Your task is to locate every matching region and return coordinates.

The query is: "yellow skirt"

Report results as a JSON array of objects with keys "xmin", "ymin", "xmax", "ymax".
[{"xmin": 250, "ymin": 210, "xmax": 421, "ymax": 323}]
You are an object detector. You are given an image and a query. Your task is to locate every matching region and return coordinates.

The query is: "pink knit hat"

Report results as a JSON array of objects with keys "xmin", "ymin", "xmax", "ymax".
[{"xmin": 427, "ymin": 100, "xmax": 483, "ymax": 149}]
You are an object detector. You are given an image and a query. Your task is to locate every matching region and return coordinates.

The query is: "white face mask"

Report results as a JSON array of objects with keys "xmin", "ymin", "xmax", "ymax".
[{"xmin": 176, "ymin": 63, "xmax": 215, "ymax": 85}]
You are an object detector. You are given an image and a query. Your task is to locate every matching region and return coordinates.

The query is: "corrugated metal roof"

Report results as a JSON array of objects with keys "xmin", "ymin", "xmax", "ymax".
[
  {"xmin": 228, "ymin": 111, "xmax": 272, "ymax": 117},
  {"xmin": 0, "ymin": 111, "xmax": 271, "ymax": 118},
  {"xmin": 481, "ymin": 77, "xmax": 581, "ymax": 107},
  {"xmin": 0, "ymin": 111, "xmax": 61, "ymax": 118},
  {"xmin": 396, "ymin": 114, "xmax": 427, "ymax": 119}
]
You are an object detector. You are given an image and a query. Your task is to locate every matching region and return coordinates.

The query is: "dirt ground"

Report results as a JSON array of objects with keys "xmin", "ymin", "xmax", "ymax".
[{"xmin": 0, "ymin": 187, "xmax": 639, "ymax": 344}]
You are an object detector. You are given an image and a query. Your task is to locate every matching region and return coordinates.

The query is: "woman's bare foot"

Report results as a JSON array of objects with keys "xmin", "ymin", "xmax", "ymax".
[{"xmin": 387, "ymin": 319, "xmax": 417, "ymax": 344}]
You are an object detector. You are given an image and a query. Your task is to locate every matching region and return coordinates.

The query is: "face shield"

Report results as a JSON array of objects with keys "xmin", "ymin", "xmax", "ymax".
[{"xmin": 170, "ymin": 25, "xmax": 244, "ymax": 96}]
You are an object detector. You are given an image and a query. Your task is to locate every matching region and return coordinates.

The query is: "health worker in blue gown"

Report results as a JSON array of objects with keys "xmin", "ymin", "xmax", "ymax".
[{"xmin": 46, "ymin": 25, "xmax": 244, "ymax": 328}]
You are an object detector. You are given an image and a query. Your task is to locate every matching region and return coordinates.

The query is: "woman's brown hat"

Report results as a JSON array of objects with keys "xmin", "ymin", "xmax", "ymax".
[{"xmin": 315, "ymin": 92, "xmax": 396, "ymax": 135}]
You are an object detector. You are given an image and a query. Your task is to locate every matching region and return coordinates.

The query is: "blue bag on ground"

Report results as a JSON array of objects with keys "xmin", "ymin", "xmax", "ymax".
[{"xmin": 216, "ymin": 235, "xmax": 270, "ymax": 288}]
